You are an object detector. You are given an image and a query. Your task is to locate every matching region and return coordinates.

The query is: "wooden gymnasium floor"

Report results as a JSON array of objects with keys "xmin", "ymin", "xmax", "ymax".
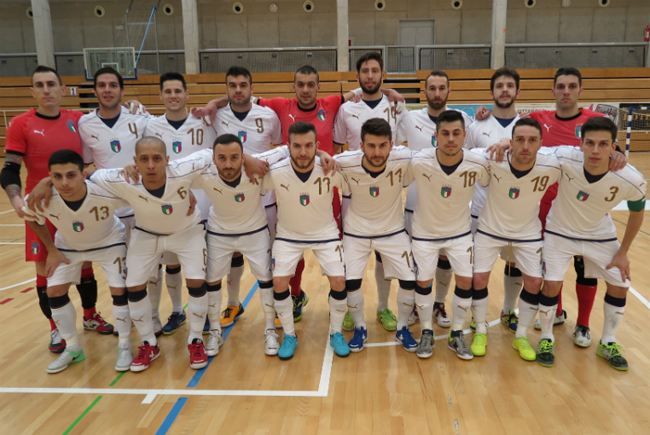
[{"xmin": 1, "ymin": 155, "xmax": 650, "ymax": 435}]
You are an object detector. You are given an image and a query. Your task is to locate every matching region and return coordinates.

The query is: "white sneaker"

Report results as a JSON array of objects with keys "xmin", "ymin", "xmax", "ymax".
[
  {"xmin": 46, "ymin": 347, "xmax": 85, "ymax": 374},
  {"xmin": 573, "ymin": 325, "xmax": 592, "ymax": 348},
  {"xmin": 407, "ymin": 307, "xmax": 419, "ymax": 326},
  {"xmin": 434, "ymin": 303, "xmax": 452, "ymax": 328},
  {"xmin": 265, "ymin": 329, "xmax": 280, "ymax": 356},
  {"xmin": 205, "ymin": 330, "xmax": 223, "ymax": 357},
  {"xmin": 152, "ymin": 314, "xmax": 163, "ymax": 337},
  {"xmin": 115, "ymin": 344, "xmax": 133, "ymax": 371},
  {"xmin": 534, "ymin": 310, "xmax": 567, "ymax": 330}
]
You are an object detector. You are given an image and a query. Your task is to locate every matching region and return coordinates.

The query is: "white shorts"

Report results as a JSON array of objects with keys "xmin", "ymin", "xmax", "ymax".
[
  {"xmin": 343, "ymin": 231, "xmax": 415, "ymax": 281},
  {"xmin": 272, "ymin": 239, "xmax": 344, "ymax": 278},
  {"xmin": 48, "ymin": 244, "xmax": 127, "ymax": 288},
  {"xmin": 473, "ymin": 232, "xmax": 542, "ymax": 278},
  {"xmin": 265, "ymin": 204, "xmax": 277, "ymax": 241},
  {"xmin": 119, "ymin": 215, "xmax": 135, "ymax": 246},
  {"xmin": 472, "ymin": 219, "xmax": 515, "ymax": 264},
  {"xmin": 405, "ymin": 211, "xmax": 413, "ymax": 237},
  {"xmin": 207, "ymin": 227, "xmax": 272, "ymax": 283},
  {"xmin": 126, "ymin": 224, "xmax": 207, "ymax": 287},
  {"xmin": 543, "ymin": 233, "xmax": 629, "ymax": 287},
  {"xmin": 412, "ymin": 233, "xmax": 473, "ymax": 281}
]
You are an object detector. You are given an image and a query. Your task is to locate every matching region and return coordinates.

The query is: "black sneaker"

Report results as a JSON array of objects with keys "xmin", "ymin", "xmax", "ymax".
[{"xmin": 292, "ymin": 290, "xmax": 309, "ymax": 322}]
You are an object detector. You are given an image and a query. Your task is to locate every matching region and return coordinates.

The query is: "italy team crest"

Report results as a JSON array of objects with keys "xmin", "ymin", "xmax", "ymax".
[
  {"xmin": 317, "ymin": 109, "xmax": 326, "ymax": 122},
  {"xmin": 575, "ymin": 125, "xmax": 582, "ymax": 138},
  {"xmin": 66, "ymin": 121, "xmax": 77, "ymax": 134},
  {"xmin": 31, "ymin": 242, "xmax": 40, "ymax": 255},
  {"xmin": 369, "ymin": 186, "xmax": 380, "ymax": 197},
  {"xmin": 577, "ymin": 191, "xmax": 589, "ymax": 201},
  {"xmin": 300, "ymin": 194, "xmax": 310, "ymax": 206},
  {"xmin": 508, "ymin": 188, "xmax": 520, "ymax": 199},
  {"xmin": 162, "ymin": 205, "xmax": 173, "ymax": 215},
  {"xmin": 110, "ymin": 139, "xmax": 121, "ymax": 153},
  {"xmin": 431, "ymin": 135, "xmax": 436, "ymax": 146},
  {"xmin": 72, "ymin": 221, "xmax": 84, "ymax": 232},
  {"xmin": 238, "ymin": 131, "xmax": 247, "ymax": 143},
  {"xmin": 235, "ymin": 193, "xmax": 245, "ymax": 202},
  {"xmin": 272, "ymin": 258, "xmax": 275, "ymax": 270},
  {"xmin": 172, "ymin": 141, "xmax": 182, "ymax": 154},
  {"xmin": 441, "ymin": 186, "xmax": 451, "ymax": 198}
]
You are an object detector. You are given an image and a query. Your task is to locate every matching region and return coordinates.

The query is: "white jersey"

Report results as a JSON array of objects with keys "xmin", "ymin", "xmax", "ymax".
[
  {"xmin": 335, "ymin": 146, "xmax": 411, "ymax": 237},
  {"xmin": 476, "ymin": 148, "xmax": 561, "ymax": 241},
  {"xmin": 333, "ymin": 95, "xmax": 406, "ymax": 151},
  {"xmin": 263, "ymin": 157, "xmax": 348, "ymax": 242},
  {"xmin": 396, "ymin": 107, "xmax": 473, "ymax": 212},
  {"xmin": 409, "ymin": 148, "xmax": 490, "ymax": 240},
  {"xmin": 89, "ymin": 153, "xmax": 210, "ymax": 235},
  {"xmin": 25, "ymin": 182, "xmax": 127, "ymax": 251},
  {"xmin": 546, "ymin": 146, "xmax": 647, "ymax": 241},
  {"xmin": 215, "ymin": 103, "xmax": 283, "ymax": 154},
  {"xmin": 464, "ymin": 114, "xmax": 520, "ymax": 217}
]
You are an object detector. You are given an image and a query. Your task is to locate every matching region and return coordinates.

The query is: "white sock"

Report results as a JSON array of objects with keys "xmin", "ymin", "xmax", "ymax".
[
  {"xmin": 471, "ymin": 296, "xmax": 489, "ymax": 334},
  {"xmin": 415, "ymin": 288, "xmax": 434, "ymax": 330},
  {"xmin": 451, "ymin": 294, "xmax": 472, "ymax": 331},
  {"xmin": 329, "ymin": 294, "xmax": 347, "ymax": 334},
  {"xmin": 375, "ymin": 260, "xmax": 391, "ymax": 312},
  {"xmin": 503, "ymin": 274, "xmax": 522, "ymax": 314},
  {"xmin": 227, "ymin": 264, "xmax": 244, "ymax": 306},
  {"xmin": 112, "ymin": 303, "xmax": 132, "ymax": 345},
  {"xmin": 128, "ymin": 294, "xmax": 156, "ymax": 345},
  {"xmin": 602, "ymin": 301, "xmax": 625, "ymax": 344},
  {"xmin": 207, "ymin": 289, "xmax": 222, "ymax": 334},
  {"xmin": 515, "ymin": 298, "xmax": 538, "ymax": 339},
  {"xmin": 259, "ymin": 286, "xmax": 276, "ymax": 330},
  {"xmin": 538, "ymin": 303, "xmax": 557, "ymax": 341},
  {"xmin": 52, "ymin": 300, "xmax": 79, "ymax": 347},
  {"xmin": 435, "ymin": 267, "xmax": 453, "ymax": 303},
  {"xmin": 275, "ymin": 294, "xmax": 295, "ymax": 335},
  {"xmin": 396, "ymin": 288, "xmax": 415, "ymax": 330},
  {"xmin": 347, "ymin": 289, "xmax": 366, "ymax": 329},
  {"xmin": 166, "ymin": 269, "xmax": 184, "ymax": 313},
  {"xmin": 187, "ymin": 293, "xmax": 208, "ymax": 344},
  {"xmin": 147, "ymin": 268, "xmax": 163, "ymax": 317}
]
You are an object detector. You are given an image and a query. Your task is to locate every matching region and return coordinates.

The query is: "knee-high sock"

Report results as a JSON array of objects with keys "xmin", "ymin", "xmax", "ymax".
[
  {"xmin": 187, "ymin": 284, "xmax": 208, "ymax": 344},
  {"xmin": 274, "ymin": 290, "xmax": 295, "ymax": 335},
  {"xmin": 112, "ymin": 293, "xmax": 131, "ymax": 345},
  {"xmin": 575, "ymin": 256, "xmax": 597, "ymax": 326},
  {"xmin": 538, "ymin": 293, "xmax": 559, "ymax": 341},
  {"xmin": 77, "ymin": 266, "xmax": 98, "ymax": 319},
  {"xmin": 50, "ymin": 294, "xmax": 79, "ymax": 348},
  {"xmin": 37, "ymin": 275, "xmax": 53, "ymax": 322},
  {"xmin": 451, "ymin": 287, "xmax": 473, "ymax": 331},
  {"xmin": 503, "ymin": 265, "xmax": 523, "ymax": 314},
  {"xmin": 165, "ymin": 266, "xmax": 184, "ymax": 314},
  {"xmin": 396, "ymin": 287, "xmax": 415, "ymax": 330},
  {"xmin": 375, "ymin": 255, "xmax": 391, "ymax": 312},
  {"xmin": 556, "ymin": 285, "xmax": 564, "ymax": 316},
  {"xmin": 226, "ymin": 256, "xmax": 244, "ymax": 306},
  {"xmin": 415, "ymin": 284, "xmax": 433, "ymax": 330},
  {"xmin": 516, "ymin": 289, "xmax": 540, "ymax": 339},
  {"xmin": 128, "ymin": 289, "xmax": 156, "ymax": 345},
  {"xmin": 329, "ymin": 289, "xmax": 347, "ymax": 334},
  {"xmin": 434, "ymin": 259, "xmax": 452, "ymax": 304},
  {"xmin": 347, "ymin": 288, "xmax": 366, "ymax": 329},
  {"xmin": 289, "ymin": 259, "xmax": 305, "ymax": 297},
  {"xmin": 206, "ymin": 283, "xmax": 222, "ymax": 334},
  {"xmin": 471, "ymin": 288, "xmax": 489, "ymax": 334},
  {"xmin": 259, "ymin": 282, "xmax": 276, "ymax": 330},
  {"xmin": 602, "ymin": 294, "xmax": 626, "ymax": 344},
  {"xmin": 147, "ymin": 267, "xmax": 163, "ymax": 317}
]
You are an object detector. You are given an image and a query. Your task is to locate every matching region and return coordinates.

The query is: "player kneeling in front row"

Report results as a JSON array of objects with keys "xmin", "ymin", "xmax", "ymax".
[
  {"xmin": 541, "ymin": 117, "xmax": 646, "ymax": 370},
  {"xmin": 24, "ymin": 150, "xmax": 132, "ymax": 373}
]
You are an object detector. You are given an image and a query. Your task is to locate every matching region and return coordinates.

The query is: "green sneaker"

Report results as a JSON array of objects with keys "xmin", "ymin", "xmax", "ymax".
[
  {"xmin": 512, "ymin": 336, "xmax": 536, "ymax": 361},
  {"xmin": 342, "ymin": 311, "xmax": 355, "ymax": 332},
  {"xmin": 469, "ymin": 317, "xmax": 488, "ymax": 333},
  {"xmin": 597, "ymin": 341, "xmax": 628, "ymax": 371},
  {"xmin": 536, "ymin": 339, "xmax": 555, "ymax": 367},
  {"xmin": 376, "ymin": 308, "xmax": 397, "ymax": 331},
  {"xmin": 471, "ymin": 333, "xmax": 487, "ymax": 356},
  {"xmin": 501, "ymin": 310, "xmax": 518, "ymax": 333}
]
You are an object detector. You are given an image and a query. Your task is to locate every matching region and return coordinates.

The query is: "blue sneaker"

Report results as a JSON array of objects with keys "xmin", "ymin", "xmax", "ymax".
[
  {"xmin": 278, "ymin": 333, "xmax": 298, "ymax": 360},
  {"xmin": 396, "ymin": 326, "xmax": 418, "ymax": 353},
  {"xmin": 330, "ymin": 332, "xmax": 350, "ymax": 358},
  {"xmin": 162, "ymin": 311, "xmax": 186, "ymax": 335},
  {"xmin": 203, "ymin": 317, "xmax": 210, "ymax": 335},
  {"xmin": 348, "ymin": 327, "xmax": 368, "ymax": 353}
]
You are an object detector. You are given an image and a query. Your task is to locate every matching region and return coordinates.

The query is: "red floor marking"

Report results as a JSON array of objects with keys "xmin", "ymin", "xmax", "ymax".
[
  {"xmin": 21, "ymin": 287, "xmax": 34, "ymax": 293},
  {"xmin": 0, "ymin": 298, "xmax": 13, "ymax": 305}
]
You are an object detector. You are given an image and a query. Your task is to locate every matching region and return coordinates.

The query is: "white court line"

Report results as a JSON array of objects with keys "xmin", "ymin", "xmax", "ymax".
[
  {"xmin": 0, "ymin": 242, "xmax": 25, "ymax": 245},
  {"xmin": 0, "ymin": 224, "xmax": 22, "ymax": 226},
  {"xmin": 0, "ymin": 210, "xmax": 16, "ymax": 215},
  {"xmin": 0, "ymin": 278, "xmax": 35, "ymax": 292},
  {"xmin": 629, "ymin": 286, "xmax": 650, "ymax": 310}
]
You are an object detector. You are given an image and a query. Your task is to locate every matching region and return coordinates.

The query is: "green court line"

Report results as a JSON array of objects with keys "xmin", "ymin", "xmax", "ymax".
[
  {"xmin": 62, "ymin": 396, "xmax": 102, "ymax": 435},
  {"xmin": 109, "ymin": 372, "xmax": 126, "ymax": 387}
]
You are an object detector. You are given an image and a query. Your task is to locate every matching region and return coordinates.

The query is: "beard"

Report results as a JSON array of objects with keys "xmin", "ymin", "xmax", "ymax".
[
  {"xmin": 494, "ymin": 96, "xmax": 515, "ymax": 109},
  {"xmin": 290, "ymin": 154, "xmax": 315, "ymax": 170},
  {"xmin": 360, "ymin": 81, "xmax": 382, "ymax": 95},
  {"xmin": 364, "ymin": 154, "xmax": 388, "ymax": 169},
  {"xmin": 427, "ymin": 97, "xmax": 446, "ymax": 111}
]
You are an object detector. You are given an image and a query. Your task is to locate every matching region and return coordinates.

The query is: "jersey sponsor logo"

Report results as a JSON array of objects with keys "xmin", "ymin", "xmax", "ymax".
[
  {"xmin": 493, "ymin": 174, "xmax": 502, "ymax": 183},
  {"xmin": 221, "ymin": 121, "xmax": 230, "ymax": 127},
  {"xmin": 31, "ymin": 242, "xmax": 40, "ymax": 255},
  {"xmin": 317, "ymin": 109, "xmax": 327, "ymax": 122},
  {"xmin": 369, "ymin": 186, "xmax": 379, "ymax": 197},
  {"xmin": 172, "ymin": 140, "xmax": 182, "ymax": 154},
  {"xmin": 288, "ymin": 114, "xmax": 296, "ymax": 122},
  {"xmin": 508, "ymin": 188, "xmax": 520, "ymax": 199},
  {"xmin": 72, "ymin": 221, "xmax": 84, "ymax": 232},
  {"xmin": 67, "ymin": 121, "xmax": 77, "ymax": 134},
  {"xmin": 441, "ymin": 186, "xmax": 452, "ymax": 198},
  {"xmin": 300, "ymin": 194, "xmax": 310, "ymax": 206},
  {"xmin": 280, "ymin": 184, "xmax": 290, "ymax": 191},
  {"xmin": 543, "ymin": 124, "xmax": 552, "ymax": 132},
  {"xmin": 422, "ymin": 173, "xmax": 432, "ymax": 182},
  {"xmin": 575, "ymin": 125, "xmax": 582, "ymax": 138},
  {"xmin": 91, "ymin": 134, "xmax": 99, "ymax": 141},
  {"xmin": 49, "ymin": 213, "xmax": 60, "ymax": 220},
  {"xmin": 110, "ymin": 139, "xmax": 121, "ymax": 153},
  {"xmin": 351, "ymin": 114, "xmax": 360, "ymax": 120},
  {"xmin": 431, "ymin": 135, "xmax": 436, "ymax": 146},
  {"xmin": 238, "ymin": 131, "xmax": 247, "ymax": 143},
  {"xmin": 415, "ymin": 125, "xmax": 423, "ymax": 132},
  {"xmin": 351, "ymin": 177, "xmax": 360, "ymax": 185},
  {"xmin": 482, "ymin": 132, "xmax": 491, "ymax": 138},
  {"xmin": 235, "ymin": 193, "xmax": 245, "ymax": 202},
  {"xmin": 162, "ymin": 205, "xmax": 173, "ymax": 215},
  {"xmin": 155, "ymin": 132, "xmax": 164, "ymax": 139},
  {"xmin": 577, "ymin": 191, "xmax": 589, "ymax": 201},
  {"xmin": 33, "ymin": 129, "xmax": 45, "ymax": 137}
]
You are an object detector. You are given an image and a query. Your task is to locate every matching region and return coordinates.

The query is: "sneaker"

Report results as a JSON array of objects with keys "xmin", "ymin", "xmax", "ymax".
[
  {"xmin": 534, "ymin": 310, "xmax": 567, "ymax": 330},
  {"xmin": 416, "ymin": 329, "xmax": 435, "ymax": 359},
  {"xmin": 433, "ymin": 303, "xmax": 451, "ymax": 328},
  {"xmin": 153, "ymin": 315, "xmax": 163, "ymax": 337},
  {"xmin": 46, "ymin": 347, "xmax": 85, "ymax": 374},
  {"xmin": 469, "ymin": 318, "xmax": 489, "ymax": 333},
  {"xmin": 407, "ymin": 307, "xmax": 419, "ymax": 326},
  {"xmin": 264, "ymin": 329, "xmax": 280, "ymax": 356},
  {"xmin": 278, "ymin": 333, "xmax": 299, "ymax": 361},
  {"xmin": 188, "ymin": 338, "xmax": 208, "ymax": 369},
  {"xmin": 377, "ymin": 308, "xmax": 397, "ymax": 331},
  {"xmin": 348, "ymin": 327, "xmax": 368, "ymax": 353},
  {"xmin": 501, "ymin": 310, "xmax": 518, "ymax": 333},
  {"xmin": 293, "ymin": 290, "xmax": 309, "ymax": 322},
  {"xmin": 220, "ymin": 304, "xmax": 245, "ymax": 328},
  {"xmin": 49, "ymin": 328, "xmax": 66, "ymax": 354},
  {"xmin": 396, "ymin": 326, "xmax": 418, "ymax": 352},
  {"xmin": 330, "ymin": 332, "xmax": 350, "ymax": 358},
  {"xmin": 83, "ymin": 312, "xmax": 114, "ymax": 335},
  {"xmin": 203, "ymin": 317, "xmax": 211, "ymax": 335},
  {"xmin": 205, "ymin": 330, "xmax": 223, "ymax": 357},
  {"xmin": 512, "ymin": 336, "xmax": 536, "ymax": 361},
  {"xmin": 130, "ymin": 341, "xmax": 160, "ymax": 372},
  {"xmin": 162, "ymin": 311, "xmax": 186, "ymax": 335},
  {"xmin": 597, "ymin": 341, "xmax": 628, "ymax": 371},
  {"xmin": 115, "ymin": 344, "xmax": 133, "ymax": 371},
  {"xmin": 274, "ymin": 316, "xmax": 283, "ymax": 329},
  {"xmin": 447, "ymin": 331, "xmax": 473, "ymax": 360},
  {"xmin": 471, "ymin": 333, "xmax": 487, "ymax": 356},
  {"xmin": 342, "ymin": 311, "xmax": 355, "ymax": 332},
  {"xmin": 536, "ymin": 339, "xmax": 555, "ymax": 367},
  {"xmin": 573, "ymin": 325, "xmax": 592, "ymax": 348}
]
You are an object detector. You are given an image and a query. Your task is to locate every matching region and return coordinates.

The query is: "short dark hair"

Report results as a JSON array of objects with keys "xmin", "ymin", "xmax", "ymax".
[
  {"xmin": 32, "ymin": 65, "xmax": 62, "ymax": 86},
  {"xmin": 554, "ymin": 67, "xmax": 582, "ymax": 87},
  {"xmin": 48, "ymin": 149, "xmax": 84, "ymax": 172},
  {"xmin": 581, "ymin": 116, "xmax": 618, "ymax": 142},
  {"xmin": 436, "ymin": 110, "xmax": 465, "ymax": 132},
  {"xmin": 295, "ymin": 65, "xmax": 319, "ymax": 83},
  {"xmin": 226, "ymin": 66, "xmax": 253, "ymax": 85},
  {"xmin": 361, "ymin": 118, "xmax": 392, "ymax": 143},
  {"xmin": 356, "ymin": 52, "xmax": 383, "ymax": 73},
  {"xmin": 213, "ymin": 133, "xmax": 243, "ymax": 152},
  {"xmin": 160, "ymin": 72, "xmax": 186, "ymax": 91},
  {"xmin": 426, "ymin": 70, "xmax": 449, "ymax": 87},
  {"xmin": 512, "ymin": 118, "xmax": 542, "ymax": 138},
  {"xmin": 93, "ymin": 66, "xmax": 124, "ymax": 90},
  {"xmin": 288, "ymin": 121, "xmax": 317, "ymax": 142},
  {"xmin": 490, "ymin": 67, "xmax": 520, "ymax": 92}
]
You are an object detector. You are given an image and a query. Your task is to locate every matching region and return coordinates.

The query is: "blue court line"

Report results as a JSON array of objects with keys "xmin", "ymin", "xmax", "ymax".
[{"xmin": 155, "ymin": 282, "xmax": 260, "ymax": 434}]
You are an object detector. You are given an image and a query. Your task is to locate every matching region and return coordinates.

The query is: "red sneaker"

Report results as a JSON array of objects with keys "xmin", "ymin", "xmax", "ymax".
[
  {"xmin": 188, "ymin": 339, "xmax": 208, "ymax": 370},
  {"xmin": 83, "ymin": 312, "xmax": 114, "ymax": 335},
  {"xmin": 49, "ymin": 328, "xmax": 67, "ymax": 353},
  {"xmin": 130, "ymin": 341, "xmax": 160, "ymax": 372}
]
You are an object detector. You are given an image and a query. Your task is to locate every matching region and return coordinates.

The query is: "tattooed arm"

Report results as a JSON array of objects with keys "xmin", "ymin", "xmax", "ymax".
[{"xmin": 1, "ymin": 152, "xmax": 26, "ymax": 218}]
